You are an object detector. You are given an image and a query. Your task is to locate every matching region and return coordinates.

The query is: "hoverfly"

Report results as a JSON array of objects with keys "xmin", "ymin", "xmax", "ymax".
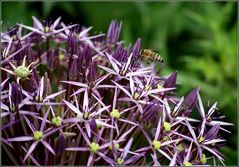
[{"xmin": 140, "ymin": 49, "xmax": 164, "ymax": 63}]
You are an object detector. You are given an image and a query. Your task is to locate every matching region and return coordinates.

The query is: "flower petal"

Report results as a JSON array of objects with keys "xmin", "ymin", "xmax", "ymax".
[
  {"xmin": 7, "ymin": 136, "xmax": 34, "ymax": 142},
  {"xmin": 40, "ymin": 108, "xmax": 50, "ymax": 131},
  {"xmin": 32, "ymin": 16, "xmax": 44, "ymax": 31},
  {"xmin": 197, "ymin": 91, "xmax": 205, "ymax": 118},
  {"xmin": 65, "ymin": 147, "xmax": 88, "ymax": 151},
  {"xmin": 158, "ymin": 149, "xmax": 172, "ymax": 161},
  {"xmin": 61, "ymin": 80, "xmax": 88, "ymax": 88},
  {"xmin": 51, "ymin": 17, "xmax": 61, "ymax": 30},
  {"xmin": 70, "ymin": 88, "xmax": 86, "ymax": 97},
  {"xmin": 62, "ymin": 99, "xmax": 82, "ymax": 116},
  {"xmin": 21, "ymin": 146, "xmax": 40, "ymax": 166},
  {"xmin": 41, "ymin": 140, "xmax": 55, "ymax": 155},
  {"xmin": 112, "ymin": 80, "xmax": 132, "ymax": 98},
  {"xmin": 23, "ymin": 141, "xmax": 39, "ymax": 162},
  {"xmin": 123, "ymin": 137, "xmax": 133, "ymax": 159},
  {"xmin": 98, "ymin": 65, "xmax": 117, "ymax": 75},
  {"xmin": 96, "ymin": 152, "xmax": 115, "ymax": 165},
  {"xmin": 169, "ymin": 151, "xmax": 178, "ymax": 166},
  {"xmin": 44, "ymin": 89, "xmax": 66, "ymax": 102},
  {"xmin": 18, "ymin": 23, "xmax": 44, "ymax": 35},
  {"xmin": 83, "ymin": 90, "xmax": 89, "ymax": 111},
  {"xmin": 155, "ymin": 119, "xmax": 161, "ymax": 140},
  {"xmin": 79, "ymin": 27, "xmax": 92, "ymax": 38}
]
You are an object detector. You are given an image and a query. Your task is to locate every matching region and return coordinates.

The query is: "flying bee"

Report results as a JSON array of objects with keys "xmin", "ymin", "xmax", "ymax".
[{"xmin": 140, "ymin": 49, "xmax": 164, "ymax": 63}]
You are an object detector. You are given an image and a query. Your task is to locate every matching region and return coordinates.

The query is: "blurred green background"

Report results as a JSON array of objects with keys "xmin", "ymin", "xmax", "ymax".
[{"xmin": 2, "ymin": 1, "xmax": 237, "ymax": 165}]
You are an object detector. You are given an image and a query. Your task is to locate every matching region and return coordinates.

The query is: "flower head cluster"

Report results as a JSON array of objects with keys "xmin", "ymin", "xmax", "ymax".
[{"xmin": 1, "ymin": 17, "xmax": 232, "ymax": 166}]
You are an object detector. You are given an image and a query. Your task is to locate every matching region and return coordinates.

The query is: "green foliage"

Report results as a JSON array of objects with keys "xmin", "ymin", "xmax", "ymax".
[
  {"xmin": 2, "ymin": 1, "xmax": 237, "ymax": 165},
  {"xmin": 180, "ymin": 3, "xmax": 237, "ymax": 122}
]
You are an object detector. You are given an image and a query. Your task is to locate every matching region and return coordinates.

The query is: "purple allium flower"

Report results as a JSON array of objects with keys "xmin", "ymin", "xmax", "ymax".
[
  {"xmin": 1, "ymin": 17, "xmax": 232, "ymax": 166},
  {"xmin": 1, "ymin": 55, "xmax": 38, "ymax": 84},
  {"xmin": 107, "ymin": 20, "xmax": 122, "ymax": 49},
  {"xmin": 18, "ymin": 16, "xmax": 77, "ymax": 37},
  {"xmin": 23, "ymin": 37, "xmax": 35, "ymax": 61},
  {"xmin": 6, "ymin": 109, "xmax": 63, "ymax": 162}
]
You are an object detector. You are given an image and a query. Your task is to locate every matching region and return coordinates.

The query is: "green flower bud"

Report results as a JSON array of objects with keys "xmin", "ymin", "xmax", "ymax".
[
  {"xmin": 97, "ymin": 123, "xmax": 103, "ymax": 129},
  {"xmin": 199, "ymin": 136, "xmax": 205, "ymax": 143},
  {"xmin": 52, "ymin": 116, "xmax": 62, "ymax": 127},
  {"xmin": 145, "ymin": 85, "xmax": 152, "ymax": 91},
  {"xmin": 109, "ymin": 143, "xmax": 120, "ymax": 150},
  {"xmin": 14, "ymin": 66, "xmax": 30, "ymax": 78},
  {"xmin": 35, "ymin": 95, "xmax": 43, "ymax": 102},
  {"xmin": 83, "ymin": 112, "xmax": 91, "ymax": 120},
  {"xmin": 45, "ymin": 26, "xmax": 49, "ymax": 33},
  {"xmin": 12, "ymin": 35, "xmax": 17, "ymax": 40},
  {"xmin": 200, "ymin": 154, "xmax": 207, "ymax": 164},
  {"xmin": 163, "ymin": 122, "xmax": 171, "ymax": 132},
  {"xmin": 89, "ymin": 142, "xmax": 99, "ymax": 153},
  {"xmin": 183, "ymin": 161, "xmax": 192, "ymax": 166},
  {"xmin": 117, "ymin": 158, "xmax": 124, "ymax": 165},
  {"xmin": 9, "ymin": 104, "xmax": 16, "ymax": 112},
  {"xmin": 59, "ymin": 54, "xmax": 65, "ymax": 61},
  {"xmin": 162, "ymin": 136, "xmax": 168, "ymax": 141},
  {"xmin": 110, "ymin": 109, "xmax": 120, "ymax": 119},
  {"xmin": 33, "ymin": 131, "xmax": 43, "ymax": 141},
  {"xmin": 177, "ymin": 144, "xmax": 183, "ymax": 152},
  {"xmin": 157, "ymin": 84, "xmax": 163, "ymax": 90},
  {"xmin": 133, "ymin": 92, "xmax": 140, "ymax": 99},
  {"xmin": 152, "ymin": 140, "xmax": 161, "ymax": 150}
]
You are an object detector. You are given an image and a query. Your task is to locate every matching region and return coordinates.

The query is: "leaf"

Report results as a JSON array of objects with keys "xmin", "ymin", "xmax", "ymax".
[{"xmin": 42, "ymin": 2, "xmax": 57, "ymax": 16}]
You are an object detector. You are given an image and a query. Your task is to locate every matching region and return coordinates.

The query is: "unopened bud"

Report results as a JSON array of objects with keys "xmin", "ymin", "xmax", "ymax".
[
  {"xmin": 33, "ymin": 131, "xmax": 43, "ymax": 141},
  {"xmin": 152, "ymin": 140, "xmax": 161, "ymax": 150},
  {"xmin": 110, "ymin": 109, "xmax": 120, "ymax": 119},
  {"xmin": 89, "ymin": 142, "xmax": 99, "ymax": 153}
]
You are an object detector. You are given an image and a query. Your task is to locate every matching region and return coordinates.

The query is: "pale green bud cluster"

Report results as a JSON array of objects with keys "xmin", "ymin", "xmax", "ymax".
[
  {"xmin": 152, "ymin": 140, "xmax": 161, "ymax": 150},
  {"xmin": 117, "ymin": 158, "xmax": 124, "ymax": 165},
  {"xmin": 89, "ymin": 142, "xmax": 100, "ymax": 153},
  {"xmin": 52, "ymin": 116, "xmax": 62, "ymax": 127},
  {"xmin": 109, "ymin": 143, "xmax": 120, "ymax": 150},
  {"xmin": 110, "ymin": 109, "xmax": 120, "ymax": 119},
  {"xmin": 33, "ymin": 131, "xmax": 43, "ymax": 141},
  {"xmin": 183, "ymin": 161, "xmax": 192, "ymax": 166},
  {"xmin": 163, "ymin": 122, "xmax": 171, "ymax": 132},
  {"xmin": 14, "ymin": 66, "xmax": 30, "ymax": 78}
]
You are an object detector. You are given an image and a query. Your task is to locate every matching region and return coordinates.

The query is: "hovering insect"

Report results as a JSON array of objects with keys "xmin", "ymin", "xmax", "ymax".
[{"xmin": 140, "ymin": 49, "xmax": 164, "ymax": 63}]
